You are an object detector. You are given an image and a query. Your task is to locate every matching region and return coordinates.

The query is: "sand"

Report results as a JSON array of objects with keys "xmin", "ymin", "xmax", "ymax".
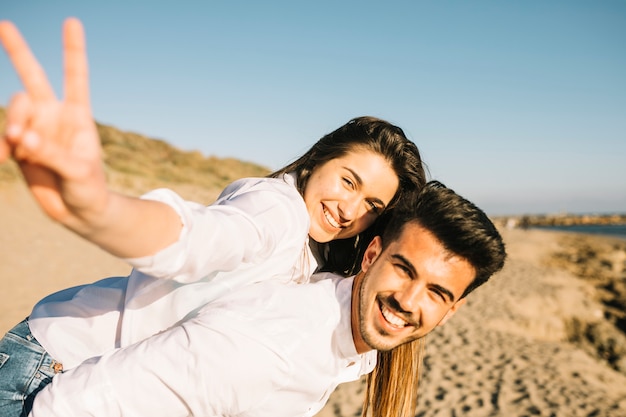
[
  {"xmin": 0, "ymin": 182, "xmax": 131, "ymax": 334},
  {"xmin": 2, "ymin": 182, "xmax": 625, "ymax": 417}
]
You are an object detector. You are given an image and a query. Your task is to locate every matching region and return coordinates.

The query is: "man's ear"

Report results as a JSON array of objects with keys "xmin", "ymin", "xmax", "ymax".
[
  {"xmin": 437, "ymin": 298, "xmax": 467, "ymax": 327},
  {"xmin": 361, "ymin": 236, "xmax": 383, "ymax": 273}
]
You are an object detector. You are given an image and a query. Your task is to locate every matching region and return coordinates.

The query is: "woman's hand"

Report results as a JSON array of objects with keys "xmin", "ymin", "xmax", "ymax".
[
  {"xmin": 0, "ymin": 18, "xmax": 182, "ymax": 258},
  {"xmin": 0, "ymin": 18, "xmax": 109, "ymax": 231}
]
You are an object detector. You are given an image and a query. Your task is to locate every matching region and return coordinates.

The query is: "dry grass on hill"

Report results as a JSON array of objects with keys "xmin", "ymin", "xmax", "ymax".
[{"xmin": 0, "ymin": 107, "xmax": 270, "ymax": 203}]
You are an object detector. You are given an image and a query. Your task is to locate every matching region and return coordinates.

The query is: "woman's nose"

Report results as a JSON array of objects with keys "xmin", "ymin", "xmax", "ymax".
[{"xmin": 337, "ymin": 197, "xmax": 360, "ymax": 221}]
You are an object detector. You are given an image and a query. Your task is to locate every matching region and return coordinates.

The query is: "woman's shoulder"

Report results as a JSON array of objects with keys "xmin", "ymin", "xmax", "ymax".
[
  {"xmin": 213, "ymin": 174, "xmax": 309, "ymax": 235},
  {"xmin": 218, "ymin": 174, "xmax": 301, "ymax": 203}
]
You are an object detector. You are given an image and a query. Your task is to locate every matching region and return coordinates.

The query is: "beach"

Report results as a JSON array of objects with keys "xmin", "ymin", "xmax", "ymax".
[{"xmin": 2, "ymin": 182, "xmax": 625, "ymax": 416}]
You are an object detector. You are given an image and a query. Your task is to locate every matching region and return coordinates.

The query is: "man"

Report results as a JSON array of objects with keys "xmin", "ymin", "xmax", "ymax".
[{"xmin": 29, "ymin": 181, "xmax": 506, "ymax": 417}]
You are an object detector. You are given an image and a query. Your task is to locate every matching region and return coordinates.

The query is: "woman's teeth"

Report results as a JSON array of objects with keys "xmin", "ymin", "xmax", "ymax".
[{"xmin": 323, "ymin": 207, "xmax": 340, "ymax": 228}]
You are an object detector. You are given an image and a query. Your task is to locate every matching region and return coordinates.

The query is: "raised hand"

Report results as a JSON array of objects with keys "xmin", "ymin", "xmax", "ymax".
[
  {"xmin": 0, "ymin": 18, "xmax": 108, "ymax": 229},
  {"xmin": 0, "ymin": 18, "xmax": 181, "ymax": 258}
]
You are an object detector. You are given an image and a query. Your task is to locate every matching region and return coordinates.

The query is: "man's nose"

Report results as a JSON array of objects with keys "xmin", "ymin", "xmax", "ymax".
[{"xmin": 394, "ymin": 281, "xmax": 423, "ymax": 315}]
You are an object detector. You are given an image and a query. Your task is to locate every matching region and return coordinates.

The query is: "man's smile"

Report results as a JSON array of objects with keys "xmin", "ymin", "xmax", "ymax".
[{"xmin": 379, "ymin": 300, "xmax": 411, "ymax": 329}]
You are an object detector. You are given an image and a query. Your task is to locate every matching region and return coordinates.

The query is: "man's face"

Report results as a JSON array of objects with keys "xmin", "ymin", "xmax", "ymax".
[{"xmin": 351, "ymin": 222, "xmax": 475, "ymax": 354}]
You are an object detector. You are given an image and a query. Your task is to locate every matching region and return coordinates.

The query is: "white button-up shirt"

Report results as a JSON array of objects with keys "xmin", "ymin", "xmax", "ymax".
[
  {"xmin": 29, "ymin": 174, "xmax": 317, "ymax": 369},
  {"xmin": 30, "ymin": 274, "xmax": 377, "ymax": 417}
]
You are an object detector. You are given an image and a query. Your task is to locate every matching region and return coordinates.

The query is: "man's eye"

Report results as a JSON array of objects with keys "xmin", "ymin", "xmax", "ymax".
[
  {"xmin": 395, "ymin": 264, "xmax": 411, "ymax": 277},
  {"xmin": 431, "ymin": 289, "xmax": 446, "ymax": 302}
]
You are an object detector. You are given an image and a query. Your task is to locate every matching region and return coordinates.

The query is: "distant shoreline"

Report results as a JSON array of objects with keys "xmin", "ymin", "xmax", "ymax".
[
  {"xmin": 530, "ymin": 224, "xmax": 626, "ymax": 241},
  {"xmin": 493, "ymin": 213, "xmax": 626, "ymax": 231}
]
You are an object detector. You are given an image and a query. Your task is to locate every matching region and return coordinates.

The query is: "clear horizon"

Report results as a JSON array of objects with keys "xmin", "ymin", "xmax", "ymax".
[{"xmin": 1, "ymin": 1, "xmax": 624, "ymax": 216}]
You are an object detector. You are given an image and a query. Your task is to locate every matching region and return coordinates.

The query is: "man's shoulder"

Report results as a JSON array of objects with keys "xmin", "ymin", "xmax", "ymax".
[
  {"xmin": 310, "ymin": 271, "xmax": 343, "ymax": 284},
  {"xmin": 196, "ymin": 279, "xmax": 342, "ymax": 366},
  {"xmin": 203, "ymin": 278, "xmax": 338, "ymax": 321}
]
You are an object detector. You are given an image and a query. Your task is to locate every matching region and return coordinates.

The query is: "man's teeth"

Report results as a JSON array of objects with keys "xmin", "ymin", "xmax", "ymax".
[
  {"xmin": 381, "ymin": 304, "xmax": 407, "ymax": 328},
  {"xmin": 323, "ymin": 208, "xmax": 340, "ymax": 228}
]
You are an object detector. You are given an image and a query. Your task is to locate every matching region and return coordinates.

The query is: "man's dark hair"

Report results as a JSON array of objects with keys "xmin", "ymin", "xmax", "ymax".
[{"xmin": 381, "ymin": 181, "xmax": 506, "ymax": 298}]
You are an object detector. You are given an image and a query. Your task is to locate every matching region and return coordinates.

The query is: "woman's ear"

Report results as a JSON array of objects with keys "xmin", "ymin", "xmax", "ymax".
[{"xmin": 361, "ymin": 236, "xmax": 383, "ymax": 273}]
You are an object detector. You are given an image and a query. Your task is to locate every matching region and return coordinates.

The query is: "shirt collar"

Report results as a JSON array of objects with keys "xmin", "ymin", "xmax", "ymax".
[
  {"xmin": 334, "ymin": 275, "xmax": 378, "ymax": 373},
  {"xmin": 283, "ymin": 171, "xmax": 298, "ymax": 188},
  {"xmin": 334, "ymin": 276, "xmax": 360, "ymax": 359}
]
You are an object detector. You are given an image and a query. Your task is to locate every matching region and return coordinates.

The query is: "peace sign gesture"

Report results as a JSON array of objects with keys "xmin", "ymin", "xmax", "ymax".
[
  {"xmin": 0, "ymin": 18, "xmax": 107, "ymax": 225},
  {"xmin": 0, "ymin": 18, "xmax": 181, "ymax": 258}
]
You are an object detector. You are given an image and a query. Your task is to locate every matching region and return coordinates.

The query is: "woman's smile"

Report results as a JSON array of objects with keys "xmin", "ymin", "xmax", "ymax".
[{"xmin": 322, "ymin": 205, "xmax": 341, "ymax": 229}]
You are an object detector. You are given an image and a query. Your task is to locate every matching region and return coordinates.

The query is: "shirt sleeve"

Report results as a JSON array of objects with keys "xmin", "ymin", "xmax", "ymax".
[
  {"xmin": 123, "ymin": 178, "xmax": 309, "ymax": 283},
  {"xmin": 29, "ymin": 312, "xmax": 290, "ymax": 417}
]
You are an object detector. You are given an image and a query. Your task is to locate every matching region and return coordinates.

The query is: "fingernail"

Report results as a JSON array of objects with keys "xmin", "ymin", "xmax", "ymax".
[
  {"xmin": 5, "ymin": 124, "xmax": 22, "ymax": 139},
  {"xmin": 23, "ymin": 131, "xmax": 40, "ymax": 149}
]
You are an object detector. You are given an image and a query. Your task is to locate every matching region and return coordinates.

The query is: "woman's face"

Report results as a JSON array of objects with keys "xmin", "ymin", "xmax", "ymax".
[{"xmin": 304, "ymin": 149, "xmax": 399, "ymax": 243}]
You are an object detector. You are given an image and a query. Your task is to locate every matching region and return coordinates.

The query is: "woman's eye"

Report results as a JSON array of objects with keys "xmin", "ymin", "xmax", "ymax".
[
  {"xmin": 368, "ymin": 201, "xmax": 381, "ymax": 214},
  {"xmin": 343, "ymin": 178, "xmax": 355, "ymax": 189}
]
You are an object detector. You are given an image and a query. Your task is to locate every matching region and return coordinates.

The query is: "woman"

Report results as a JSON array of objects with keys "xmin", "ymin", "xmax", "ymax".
[{"xmin": 0, "ymin": 19, "xmax": 426, "ymax": 416}]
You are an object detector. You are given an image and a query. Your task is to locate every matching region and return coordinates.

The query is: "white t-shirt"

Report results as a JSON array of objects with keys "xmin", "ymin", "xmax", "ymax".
[
  {"xmin": 30, "ymin": 274, "xmax": 377, "ymax": 417},
  {"xmin": 29, "ymin": 173, "xmax": 318, "ymax": 368}
]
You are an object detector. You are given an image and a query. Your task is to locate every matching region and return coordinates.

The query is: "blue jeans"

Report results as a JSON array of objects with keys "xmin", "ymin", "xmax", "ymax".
[{"xmin": 0, "ymin": 319, "xmax": 62, "ymax": 417}]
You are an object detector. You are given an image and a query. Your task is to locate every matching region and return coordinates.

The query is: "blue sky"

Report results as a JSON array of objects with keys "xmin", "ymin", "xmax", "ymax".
[{"xmin": 1, "ymin": 1, "xmax": 625, "ymax": 215}]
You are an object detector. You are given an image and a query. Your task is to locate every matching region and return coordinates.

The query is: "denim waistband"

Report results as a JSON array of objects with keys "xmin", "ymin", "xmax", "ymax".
[
  {"xmin": 7, "ymin": 318, "xmax": 43, "ymax": 348},
  {"xmin": 6, "ymin": 318, "xmax": 62, "ymax": 373}
]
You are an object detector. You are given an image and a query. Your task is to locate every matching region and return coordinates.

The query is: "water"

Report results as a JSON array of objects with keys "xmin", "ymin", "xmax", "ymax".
[{"xmin": 532, "ymin": 224, "xmax": 626, "ymax": 240}]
